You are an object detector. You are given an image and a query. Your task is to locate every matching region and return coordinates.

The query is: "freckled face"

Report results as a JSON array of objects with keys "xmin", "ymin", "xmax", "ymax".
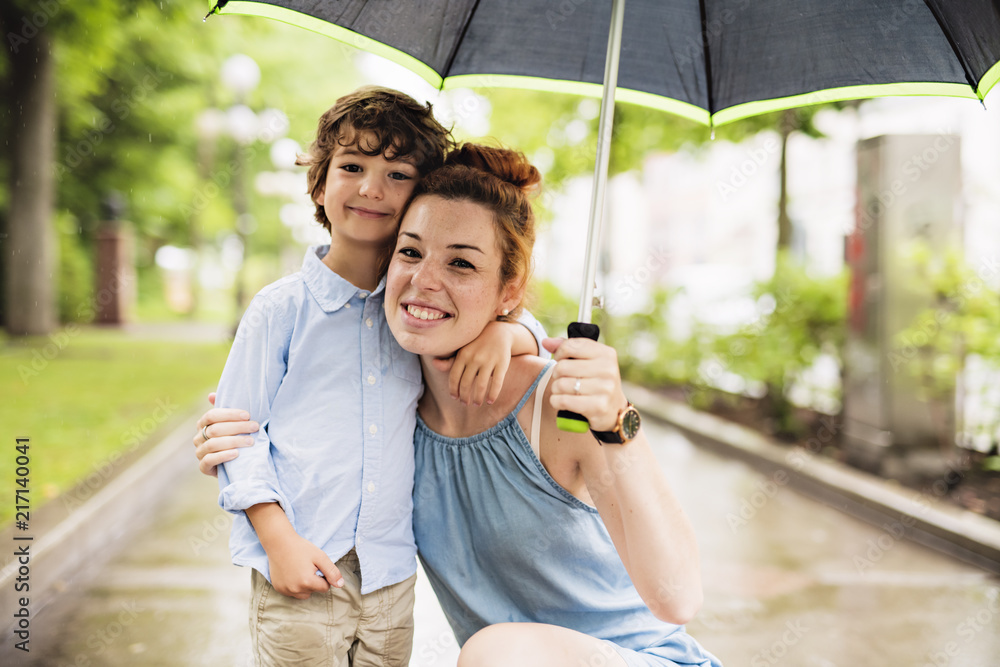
[
  {"xmin": 384, "ymin": 195, "xmax": 519, "ymax": 358},
  {"xmin": 314, "ymin": 133, "xmax": 419, "ymax": 248}
]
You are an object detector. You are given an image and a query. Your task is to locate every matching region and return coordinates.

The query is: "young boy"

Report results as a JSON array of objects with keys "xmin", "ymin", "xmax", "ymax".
[{"xmin": 213, "ymin": 87, "xmax": 544, "ymax": 666}]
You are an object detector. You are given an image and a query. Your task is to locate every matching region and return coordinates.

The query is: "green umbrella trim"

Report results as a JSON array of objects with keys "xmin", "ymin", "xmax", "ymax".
[
  {"xmin": 713, "ymin": 82, "xmax": 981, "ymax": 125},
  {"xmin": 980, "ymin": 60, "xmax": 1000, "ymax": 101},
  {"xmin": 442, "ymin": 74, "xmax": 710, "ymax": 125},
  {"xmin": 213, "ymin": 2, "xmax": 999, "ymax": 128},
  {"xmin": 215, "ymin": 1, "xmax": 445, "ymax": 89}
]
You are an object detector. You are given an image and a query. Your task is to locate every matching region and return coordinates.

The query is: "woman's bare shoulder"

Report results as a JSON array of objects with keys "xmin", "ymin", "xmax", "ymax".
[{"xmin": 510, "ymin": 354, "xmax": 551, "ymax": 377}]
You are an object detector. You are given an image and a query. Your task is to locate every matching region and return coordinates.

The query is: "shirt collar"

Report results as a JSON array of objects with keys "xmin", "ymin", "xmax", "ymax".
[{"xmin": 301, "ymin": 245, "xmax": 386, "ymax": 313}]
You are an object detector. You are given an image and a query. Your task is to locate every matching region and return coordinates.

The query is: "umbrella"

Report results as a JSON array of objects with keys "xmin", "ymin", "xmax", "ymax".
[{"xmin": 205, "ymin": 0, "xmax": 1000, "ymax": 429}]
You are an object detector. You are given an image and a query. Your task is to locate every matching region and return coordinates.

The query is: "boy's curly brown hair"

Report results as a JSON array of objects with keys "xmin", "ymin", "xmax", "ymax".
[{"xmin": 296, "ymin": 86, "xmax": 455, "ymax": 232}]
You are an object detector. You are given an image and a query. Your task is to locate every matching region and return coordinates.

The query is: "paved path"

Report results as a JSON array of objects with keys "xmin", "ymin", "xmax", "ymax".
[{"xmin": 10, "ymin": 419, "xmax": 1000, "ymax": 666}]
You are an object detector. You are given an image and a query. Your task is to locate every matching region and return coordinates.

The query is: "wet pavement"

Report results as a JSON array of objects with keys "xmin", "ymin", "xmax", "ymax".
[{"xmin": 8, "ymin": 419, "xmax": 1000, "ymax": 667}]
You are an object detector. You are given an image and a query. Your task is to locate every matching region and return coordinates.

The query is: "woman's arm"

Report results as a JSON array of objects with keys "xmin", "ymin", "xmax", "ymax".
[
  {"xmin": 542, "ymin": 337, "xmax": 703, "ymax": 625},
  {"xmin": 193, "ymin": 395, "xmax": 257, "ymax": 476}
]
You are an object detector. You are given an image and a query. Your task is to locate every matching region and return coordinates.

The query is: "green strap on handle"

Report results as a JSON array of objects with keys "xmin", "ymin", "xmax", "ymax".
[{"xmin": 556, "ymin": 322, "xmax": 601, "ymax": 433}]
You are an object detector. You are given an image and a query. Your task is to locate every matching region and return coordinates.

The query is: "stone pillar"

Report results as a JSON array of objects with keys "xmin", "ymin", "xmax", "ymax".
[{"xmin": 93, "ymin": 213, "xmax": 136, "ymax": 326}]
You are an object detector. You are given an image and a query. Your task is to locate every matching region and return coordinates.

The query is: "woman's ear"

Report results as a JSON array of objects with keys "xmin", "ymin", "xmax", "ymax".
[{"xmin": 497, "ymin": 282, "xmax": 524, "ymax": 317}]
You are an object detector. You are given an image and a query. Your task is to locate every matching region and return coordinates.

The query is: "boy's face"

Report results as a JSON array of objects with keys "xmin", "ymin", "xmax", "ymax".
[{"xmin": 314, "ymin": 132, "xmax": 420, "ymax": 248}]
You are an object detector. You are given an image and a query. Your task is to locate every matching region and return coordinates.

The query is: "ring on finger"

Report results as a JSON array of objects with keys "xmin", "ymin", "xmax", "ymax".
[
  {"xmin": 573, "ymin": 379, "xmax": 582, "ymax": 395},
  {"xmin": 201, "ymin": 424, "xmax": 211, "ymax": 442}
]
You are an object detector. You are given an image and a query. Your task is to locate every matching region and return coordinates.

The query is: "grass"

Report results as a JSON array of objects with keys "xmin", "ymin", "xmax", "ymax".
[{"xmin": 1, "ymin": 325, "xmax": 231, "ymax": 526}]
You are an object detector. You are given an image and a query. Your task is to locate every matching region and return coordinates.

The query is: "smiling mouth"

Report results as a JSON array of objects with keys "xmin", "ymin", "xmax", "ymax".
[
  {"xmin": 405, "ymin": 304, "xmax": 450, "ymax": 321},
  {"xmin": 349, "ymin": 206, "xmax": 389, "ymax": 218}
]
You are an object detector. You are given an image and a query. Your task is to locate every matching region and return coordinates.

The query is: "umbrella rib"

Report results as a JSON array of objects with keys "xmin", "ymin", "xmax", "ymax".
[
  {"xmin": 697, "ymin": 0, "xmax": 716, "ymax": 120},
  {"xmin": 440, "ymin": 0, "xmax": 483, "ymax": 79},
  {"xmin": 921, "ymin": 1, "xmax": 982, "ymax": 98}
]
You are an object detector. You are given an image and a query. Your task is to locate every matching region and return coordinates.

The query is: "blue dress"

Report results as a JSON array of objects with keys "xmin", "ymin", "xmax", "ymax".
[{"xmin": 412, "ymin": 362, "xmax": 723, "ymax": 667}]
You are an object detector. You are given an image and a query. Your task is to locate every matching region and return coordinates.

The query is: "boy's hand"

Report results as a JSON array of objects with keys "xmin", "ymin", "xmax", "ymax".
[
  {"xmin": 434, "ymin": 320, "xmax": 515, "ymax": 406},
  {"xmin": 267, "ymin": 532, "xmax": 345, "ymax": 600}
]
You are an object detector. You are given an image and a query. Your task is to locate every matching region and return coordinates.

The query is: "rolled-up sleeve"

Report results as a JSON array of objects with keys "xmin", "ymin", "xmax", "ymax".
[{"xmin": 216, "ymin": 294, "xmax": 294, "ymax": 521}]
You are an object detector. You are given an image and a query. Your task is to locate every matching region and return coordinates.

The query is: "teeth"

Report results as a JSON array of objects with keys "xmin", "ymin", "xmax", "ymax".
[{"xmin": 406, "ymin": 305, "xmax": 446, "ymax": 321}]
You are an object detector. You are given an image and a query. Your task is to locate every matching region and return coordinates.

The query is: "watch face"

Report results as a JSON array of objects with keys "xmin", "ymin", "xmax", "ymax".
[{"xmin": 621, "ymin": 407, "xmax": 641, "ymax": 439}]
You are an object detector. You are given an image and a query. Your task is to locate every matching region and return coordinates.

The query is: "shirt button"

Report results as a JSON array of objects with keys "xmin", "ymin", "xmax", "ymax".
[
  {"xmin": 365, "ymin": 317, "xmax": 373, "ymax": 328},
  {"xmin": 367, "ymin": 373, "xmax": 376, "ymax": 386},
  {"xmin": 359, "ymin": 291, "xmax": 368, "ymax": 299},
  {"xmin": 369, "ymin": 424, "xmax": 377, "ymax": 436},
  {"xmin": 344, "ymin": 303, "xmax": 351, "ymax": 309},
  {"xmin": 367, "ymin": 482, "xmax": 375, "ymax": 493}
]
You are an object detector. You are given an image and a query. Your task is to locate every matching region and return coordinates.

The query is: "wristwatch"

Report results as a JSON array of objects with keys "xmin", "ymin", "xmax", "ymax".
[{"xmin": 591, "ymin": 403, "xmax": 641, "ymax": 445}]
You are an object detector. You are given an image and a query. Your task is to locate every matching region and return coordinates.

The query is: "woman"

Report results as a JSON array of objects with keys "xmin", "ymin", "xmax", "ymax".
[{"xmin": 196, "ymin": 144, "xmax": 721, "ymax": 667}]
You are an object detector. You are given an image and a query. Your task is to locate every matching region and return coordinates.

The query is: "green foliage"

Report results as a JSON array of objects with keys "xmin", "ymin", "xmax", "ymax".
[
  {"xmin": 56, "ymin": 212, "xmax": 94, "ymax": 324},
  {"xmin": 707, "ymin": 252, "xmax": 846, "ymax": 430},
  {"xmin": 893, "ymin": 243, "xmax": 1000, "ymax": 454},
  {"xmin": 0, "ymin": 328, "xmax": 230, "ymax": 525},
  {"xmin": 531, "ymin": 279, "xmax": 579, "ymax": 339},
  {"xmin": 539, "ymin": 254, "xmax": 847, "ymax": 432},
  {"xmin": 601, "ymin": 288, "xmax": 703, "ymax": 389}
]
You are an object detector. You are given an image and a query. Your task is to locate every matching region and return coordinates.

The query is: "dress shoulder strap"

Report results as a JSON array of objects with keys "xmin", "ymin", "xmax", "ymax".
[{"xmin": 529, "ymin": 364, "xmax": 556, "ymax": 459}]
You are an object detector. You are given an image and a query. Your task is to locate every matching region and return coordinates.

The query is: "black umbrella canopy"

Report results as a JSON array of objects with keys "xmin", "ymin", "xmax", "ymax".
[
  {"xmin": 211, "ymin": 0, "xmax": 1000, "ymax": 125},
  {"xmin": 208, "ymin": 0, "xmax": 1000, "ymax": 330}
]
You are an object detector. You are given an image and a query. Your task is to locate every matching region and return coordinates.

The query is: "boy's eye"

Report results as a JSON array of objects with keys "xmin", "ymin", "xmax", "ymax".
[
  {"xmin": 451, "ymin": 258, "xmax": 475, "ymax": 270},
  {"xmin": 341, "ymin": 164, "xmax": 361, "ymax": 172},
  {"xmin": 389, "ymin": 172, "xmax": 413, "ymax": 181}
]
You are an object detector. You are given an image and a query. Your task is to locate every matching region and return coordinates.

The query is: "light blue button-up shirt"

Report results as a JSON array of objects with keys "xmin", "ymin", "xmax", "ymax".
[{"xmin": 216, "ymin": 245, "xmax": 423, "ymax": 594}]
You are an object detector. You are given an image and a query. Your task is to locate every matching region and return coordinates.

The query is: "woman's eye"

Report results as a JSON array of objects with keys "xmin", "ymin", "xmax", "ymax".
[
  {"xmin": 451, "ymin": 258, "xmax": 475, "ymax": 270},
  {"xmin": 398, "ymin": 247, "xmax": 420, "ymax": 259}
]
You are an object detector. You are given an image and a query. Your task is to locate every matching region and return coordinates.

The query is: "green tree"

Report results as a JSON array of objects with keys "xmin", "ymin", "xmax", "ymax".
[{"xmin": 710, "ymin": 252, "xmax": 847, "ymax": 434}]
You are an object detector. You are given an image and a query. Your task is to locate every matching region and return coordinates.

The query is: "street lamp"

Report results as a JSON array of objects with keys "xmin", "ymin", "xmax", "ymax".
[{"xmin": 193, "ymin": 54, "xmax": 289, "ymax": 328}]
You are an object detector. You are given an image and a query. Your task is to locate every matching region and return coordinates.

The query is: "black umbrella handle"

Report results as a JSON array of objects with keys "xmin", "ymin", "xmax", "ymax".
[{"xmin": 556, "ymin": 322, "xmax": 601, "ymax": 433}]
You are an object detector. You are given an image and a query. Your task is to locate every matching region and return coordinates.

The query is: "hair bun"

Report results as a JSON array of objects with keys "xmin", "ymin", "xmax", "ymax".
[{"xmin": 445, "ymin": 143, "xmax": 541, "ymax": 193}]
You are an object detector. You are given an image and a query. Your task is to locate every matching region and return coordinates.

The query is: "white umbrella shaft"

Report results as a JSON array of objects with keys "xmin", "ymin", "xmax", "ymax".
[{"xmin": 577, "ymin": 0, "xmax": 626, "ymax": 324}]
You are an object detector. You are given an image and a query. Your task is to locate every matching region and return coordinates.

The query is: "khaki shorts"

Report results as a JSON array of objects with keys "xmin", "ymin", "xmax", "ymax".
[{"xmin": 249, "ymin": 549, "xmax": 416, "ymax": 666}]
